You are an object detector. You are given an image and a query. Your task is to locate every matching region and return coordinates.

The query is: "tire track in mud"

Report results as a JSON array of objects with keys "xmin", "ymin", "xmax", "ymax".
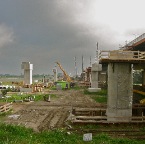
[
  {"xmin": 38, "ymin": 109, "xmax": 57, "ymax": 131},
  {"xmin": 4, "ymin": 90, "xmax": 98, "ymax": 131},
  {"xmin": 55, "ymin": 110, "xmax": 69, "ymax": 128},
  {"xmin": 38, "ymin": 108, "xmax": 69, "ymax": 131}
]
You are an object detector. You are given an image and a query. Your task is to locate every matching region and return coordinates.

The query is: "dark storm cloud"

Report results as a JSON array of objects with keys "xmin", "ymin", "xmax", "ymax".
[{"xmin": 0, "ymin": 0, "xmax": 119, "ymax": 75}]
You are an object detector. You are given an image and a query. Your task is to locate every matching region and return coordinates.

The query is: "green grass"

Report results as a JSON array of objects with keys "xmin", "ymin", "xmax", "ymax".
[
  {"xmin": 140, "ymin": 127, "xmax": 145, "ymax": 131},
  {"xmin": 70, "ymin": 84, "xmax": 84, "ymax": 90},
  {"xmin": 0, "ymin": 110, "xmax": 12, "ymax": 116},
  {"xmin": 92, "ymin": 95, "xmax": 107, "ymax": 103},
  {"xmin": 0, "ymin": 94, "xmax": 58, "ymax": 103},
  {"xmin": 84, "ymin": 89, "xmax": 107, "ymax": 95},
  {"xmin": 50, "ymin": 84, "xmax": 83, "ymax": 91},
  {"xmin": 0, "ymin": 123, "xmax": 144, "ymax": 144},
  {"xmin": 84, "ymin": 89, "xmax": 107, "ymax": 103}
]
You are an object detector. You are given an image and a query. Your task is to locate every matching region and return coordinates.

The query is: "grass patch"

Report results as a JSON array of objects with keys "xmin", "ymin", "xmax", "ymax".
[
  {"xmin": 84, "ymin": 89, "xmax": 107, "ymax": 96},
  {"xmin": 0, "ymin": 93, "xmax": 58, "ymax": 103},
  {"xmin": 92, "ymin": 95, "xmax": 107, "ymax": 103},
  {"xmin": 140, "ymin": 127, "xmax": 145, "ymax": 131},
  {"xmin": 84, "ymin": 89, "xmax": 107, "ymax": 103},
  {"xmin": 0, "ymin": 123, "xmax": 144, "ymax": 144},
  {"xmin": 71, "ymin": 85, "xmax": 82, "ymax": 90},
  {"xmin": 0, "ymin": 110, "xmax": 12, "ymax": 117}
]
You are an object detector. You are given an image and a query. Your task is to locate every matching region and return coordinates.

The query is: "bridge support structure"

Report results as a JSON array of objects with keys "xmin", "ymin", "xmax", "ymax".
[
  {"xmin": 99, "ymin": 50, "xmax": 145, "ymax": 122},
  {"xmin": 21, "ymin": 62, "xmax": 33, "ymax": 85},
  {"xmin": 107, "ymin": 63, "xmax": 133, "ymax": 122},
  {"xmin": 88, "ymin": 62, "xmax": 102, "ymax": 92}
]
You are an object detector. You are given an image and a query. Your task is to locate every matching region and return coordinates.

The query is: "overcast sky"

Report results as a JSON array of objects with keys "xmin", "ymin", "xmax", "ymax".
[{"xmin": 0, "ymin": 0, "xmax": 145, "ymax": 75}]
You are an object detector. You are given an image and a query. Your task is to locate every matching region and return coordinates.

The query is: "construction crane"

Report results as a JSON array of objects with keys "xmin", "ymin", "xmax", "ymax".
[{"xmin": 55, "ymin": 62, "xmax": 72, "ymax": 82}]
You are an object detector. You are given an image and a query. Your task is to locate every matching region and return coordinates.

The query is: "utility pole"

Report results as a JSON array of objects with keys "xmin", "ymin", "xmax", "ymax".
[
  {"xmin": 90, "ymin": 56, "xmax": 92, "ymax": 67},
  {"xmin": 95, "ymin": 42, "xmax": 99, "ymax": 63},
  {"xmin": 74, "ymin": 56, "xmax": 77, "ymax": 78},
  {"xmin": 82, "ymin": 55, "xmax": 84, "ymax": 73}
]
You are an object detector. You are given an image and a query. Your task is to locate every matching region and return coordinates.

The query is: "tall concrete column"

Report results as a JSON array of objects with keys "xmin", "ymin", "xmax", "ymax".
[
  {"xmin": 107, "ymin": 63, "xmax": 133, "ymax": 122},
  {"xmin": 88, "ymin": 62, "xmax": 102, "ymax": 92},
  {"xmin": 21, "ymin": 62, "xmax": 33, "ymax": 85}
]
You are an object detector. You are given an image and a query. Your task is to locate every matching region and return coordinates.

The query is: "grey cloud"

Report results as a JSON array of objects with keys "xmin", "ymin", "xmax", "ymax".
[
  {"xmin": 0, "ymin": 24, "xmax": 14, "ymax": 48},
  {"xmin": 0, "ymin": 0, "xmax": 122, "ymax": 75},
  {"xmin": 124, "ymin": 28, "xmax": 145, "ymax": 38}
]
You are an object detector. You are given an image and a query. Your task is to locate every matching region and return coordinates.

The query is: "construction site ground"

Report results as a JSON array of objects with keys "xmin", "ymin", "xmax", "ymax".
[
  {"xmin": 1, "ymin": 89, "xmax": 145, "ymax": 140},
  {"xmin": 2, "ymin": 89, "xmax": 97, "ymax": 132}
]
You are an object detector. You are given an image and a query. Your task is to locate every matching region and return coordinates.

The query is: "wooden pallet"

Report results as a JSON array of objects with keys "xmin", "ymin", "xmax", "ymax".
[{"xmin": 0, "ymin": 102, "xmax": 13, "ymax": 113}]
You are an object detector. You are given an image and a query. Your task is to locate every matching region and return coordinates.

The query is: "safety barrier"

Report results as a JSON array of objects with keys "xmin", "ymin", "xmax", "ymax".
[
  {"xmin": 99, "ymin": 50, "xmax": 145, "ymax": 61},
  {"xmin": 127, "ymin": 33, "xmax": 145, "ymax": 46}
]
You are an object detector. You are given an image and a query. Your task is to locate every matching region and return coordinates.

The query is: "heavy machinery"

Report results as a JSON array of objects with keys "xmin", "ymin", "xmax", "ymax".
[
  {"xmin": 55, "ymin": 62, "xmax": 75, "ymax": 87},
  {"xmin": 56, "ymin": 62, "xmax": 72, "ymax": 82},
  {"xmin": 133, "ymin": 89, "xmax": 145, "ymax": 104}
]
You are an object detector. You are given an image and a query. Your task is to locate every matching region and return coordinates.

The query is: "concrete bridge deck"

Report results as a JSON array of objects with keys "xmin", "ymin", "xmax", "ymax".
[
  {"xmin": 99, "ymin": 50, "xmax": 145, "ymax": 63},
  {"xmin": 122, "ymin": 33, "xmax": 145, "ymax": 51}
]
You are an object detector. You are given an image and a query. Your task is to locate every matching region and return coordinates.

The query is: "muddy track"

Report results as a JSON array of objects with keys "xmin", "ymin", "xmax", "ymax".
[
  {"xmin": 55, "ymin": 110, "xmax": 69, "ymax": 127},
  {"xmin": 38, "ymin": 109, "xmax": 57, "ymax": 131},
  {"xmin": 38, "ymin": 108, "xmax": 69, "ymax": 131},
  {"xmin": 3, "ymin": 90, "xmax": 100, "ymax": 132}
]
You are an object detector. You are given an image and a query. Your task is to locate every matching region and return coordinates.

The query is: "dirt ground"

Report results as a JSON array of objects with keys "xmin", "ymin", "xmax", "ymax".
[{"xmin": 3, "ymin": 89, "xmax": 98, "ymax": 132}]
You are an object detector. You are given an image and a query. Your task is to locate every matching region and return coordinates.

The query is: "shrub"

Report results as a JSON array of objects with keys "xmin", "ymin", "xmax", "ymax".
[{"xmin": 1, "ymin": 89, "xmax": 8, "ymax": 96}]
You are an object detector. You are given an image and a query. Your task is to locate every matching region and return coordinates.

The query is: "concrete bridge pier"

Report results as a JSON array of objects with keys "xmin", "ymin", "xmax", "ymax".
[
  {"xmin": 53, "ymin": 67, "xmax": 58, "ymax": 82},
  {"xmin": 21, "ymin": 62, "xmax": 33, "ymax": 85},
  {"xmin": 107, "ymin": 63, "xmax": 133, "ymax": 122},
  {"xmin": 88, "ymin": 62, "xmax": 102, "ymax": 92}
]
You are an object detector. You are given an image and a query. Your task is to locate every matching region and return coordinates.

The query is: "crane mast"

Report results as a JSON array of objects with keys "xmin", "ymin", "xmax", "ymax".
[{"xmin": 55, "ymin": 62, "xmax": 72, "ymax": 82}]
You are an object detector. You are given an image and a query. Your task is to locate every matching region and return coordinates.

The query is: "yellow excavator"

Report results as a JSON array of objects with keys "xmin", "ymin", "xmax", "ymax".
[
  {"xmin": 55, "ymin": 62, "xmax": 75, "ymax": 87},
  {"xmin": 133, "ymin": 89, "xmax": 145, "ymax": 104}
]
